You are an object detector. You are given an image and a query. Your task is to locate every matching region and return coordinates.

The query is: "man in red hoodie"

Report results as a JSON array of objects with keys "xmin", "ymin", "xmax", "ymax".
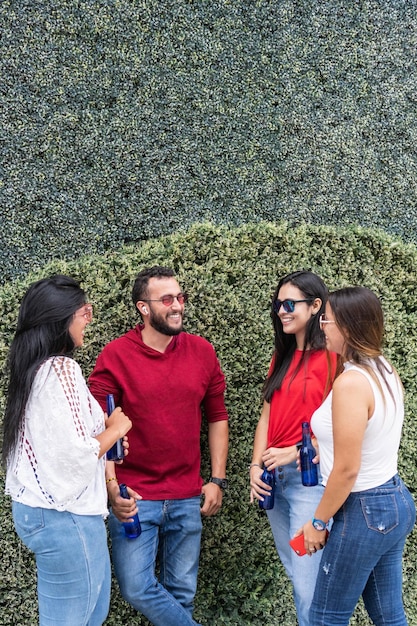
[{"xmin": 89, "ymin": 266, "xmax": 229, "ymax": 626}]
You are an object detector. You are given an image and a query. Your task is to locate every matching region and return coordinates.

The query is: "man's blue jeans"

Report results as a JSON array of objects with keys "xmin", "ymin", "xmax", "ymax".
[
  {"xmin": 12, "ymin": 502, "xmax": 111, "ymax": 626},
  {"xmin": 108, "ymin": 497, "xmax": 202, "ymax": 626},
  {"xmin": 266, "ymin": 461, "xmax": 325, "ymax": 626},
  {"xmin": 310, "ymin": 474, "xmax": 416, "ymax": 626}
]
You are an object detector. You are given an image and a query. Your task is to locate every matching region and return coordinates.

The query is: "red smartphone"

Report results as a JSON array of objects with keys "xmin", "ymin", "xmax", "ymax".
[{"xmin": 289, "ymin": 530, "xmax": 329, "ymax": 556}]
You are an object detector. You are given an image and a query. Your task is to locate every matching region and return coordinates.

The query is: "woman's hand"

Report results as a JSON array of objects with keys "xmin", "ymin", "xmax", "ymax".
[
  {"xmin": 294, "ymin": 520, "xmax": 328, "ymax": 556},
  {"xmin": 296, "ymin": 438, "xmax": 320, "ymax": 472},
  {"xmin": 249, "ymin": 465, "xmax": 272, "ymax": 503},
  {"xmin": 105, "ymin": 407, "xmax": 132, "ymax": 438},
  {"xmin": 97, "ymin": 409, "xmax": 132, "ymax": 459},
  {"xmin": 262, "ymin": 445, "xmax": 298, "ymax": 470}
]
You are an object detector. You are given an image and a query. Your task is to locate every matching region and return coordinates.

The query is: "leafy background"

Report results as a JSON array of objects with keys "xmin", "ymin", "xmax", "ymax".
[
  {"xmin": 1, "ymin": 0, "xmax": 416, "ymax": 283},
  {"xmin": 1, "ymin": 0, "xmax": 417, "ymax": 623},
  {"xmin": 1, "ymin": 222, "xmax": 417, "ymax": 625}
]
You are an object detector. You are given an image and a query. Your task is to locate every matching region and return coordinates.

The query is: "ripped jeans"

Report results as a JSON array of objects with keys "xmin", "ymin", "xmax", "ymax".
[{"xmin": 310, "ymin": 474, "xmax": 416, "ymax": 626}]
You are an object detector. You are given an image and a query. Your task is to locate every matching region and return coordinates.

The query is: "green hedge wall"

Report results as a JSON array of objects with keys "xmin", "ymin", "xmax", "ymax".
[
  {"xmin": 1, "ymin": 222, "xmax": 417, "ymax": 625},
  {"xmin": 1, "ymin": 0, "xmax": 417, "ymax": 283}
]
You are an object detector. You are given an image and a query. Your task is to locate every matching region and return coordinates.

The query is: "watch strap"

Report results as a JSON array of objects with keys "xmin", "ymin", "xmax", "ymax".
[
  {"xmin": 312, "ymin": 517, "xmax": 327, "ymax": 531},
  {"xmin": 209, "ymin": 477, "xmax": 229, "ymax": 489}
]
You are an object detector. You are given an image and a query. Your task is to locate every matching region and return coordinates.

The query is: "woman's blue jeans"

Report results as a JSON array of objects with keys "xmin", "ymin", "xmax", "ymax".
[
  {"xmin": 266, "ymin": 461, "xmax": 325, "ymax": 626},
  {"xmin": 12, "ymin": 502, "xmax": 111, "ymax": 626},
  {"xmin": 108, "ymin": 497, "xmax": 202, "ymax": 626},
  {"xmin": 310, "ymin": 474, "xmax": 416, "ymax": 626}
]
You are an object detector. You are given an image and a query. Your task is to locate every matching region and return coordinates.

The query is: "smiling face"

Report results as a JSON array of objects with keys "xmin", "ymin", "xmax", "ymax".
[
  {"xmin": 68, "ymin": 304, "xmax": 93, "ymax": 348},
  {"xmin": 275, "ymin": 283, "xmax": 320, "ymax": 348},
  {"xmin": 321, "ymin": 303, "xmax": 345, "ymax": 355},
  {"xmin": 140, "ymin": 277, "xmax": 184, "ymax": 336}
]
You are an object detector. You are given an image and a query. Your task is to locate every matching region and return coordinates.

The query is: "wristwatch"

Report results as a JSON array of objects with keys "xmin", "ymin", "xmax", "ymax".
[
  {"xmin": 209, "ymin": 477, "xmax": 229, "ymax": 490},
  {"xmin": 311, "ymin": 517, "xmax": 327, "ymax": 531}
]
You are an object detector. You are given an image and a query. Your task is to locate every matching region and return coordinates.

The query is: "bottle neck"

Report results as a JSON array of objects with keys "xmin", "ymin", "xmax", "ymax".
[{"xmin": 302, "ymin": 423, "xmax": 312, "ymax": 443}]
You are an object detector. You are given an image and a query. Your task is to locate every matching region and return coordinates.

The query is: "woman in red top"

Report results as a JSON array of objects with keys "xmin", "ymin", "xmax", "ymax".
[{"xmin": 250, "ymin": 270, "xmax": 337, "ymax": 626}]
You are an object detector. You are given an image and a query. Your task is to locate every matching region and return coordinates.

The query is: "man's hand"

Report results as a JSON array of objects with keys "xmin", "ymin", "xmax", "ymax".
[{"xmin": 200, "ymin": 481, "xmax": 223, "ymax": 517}]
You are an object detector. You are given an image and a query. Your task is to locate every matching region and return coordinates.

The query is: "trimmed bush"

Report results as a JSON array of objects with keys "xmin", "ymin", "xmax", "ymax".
[
  {"xmin": 1, "ymin": 1, "xmax": 417, "ymax": 283},
  {"xmin": 1, "ymin": 222, "xmax": 417, "ymax": 624}
]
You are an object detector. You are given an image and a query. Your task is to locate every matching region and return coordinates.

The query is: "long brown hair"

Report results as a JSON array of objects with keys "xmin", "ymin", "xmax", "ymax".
[{"xmin": 328, "ymin": 286, "xmax": 398, "ymax": 401}]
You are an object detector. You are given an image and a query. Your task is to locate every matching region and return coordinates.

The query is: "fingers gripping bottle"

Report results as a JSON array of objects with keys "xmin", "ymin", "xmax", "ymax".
[
  {"xmin": 106, "ymin": 394, "xmax": 124, "ymax": 462},
  {"xmin": 300, "ymin": 422, "xmax": 318, "ymax": 486},
  {"xmin": 119, "ymin": 483, "xmax": 142, "ymax": 539},
  {"xmin": 258, "ymin": 467, "xmax": 275, "ymax": 510}
]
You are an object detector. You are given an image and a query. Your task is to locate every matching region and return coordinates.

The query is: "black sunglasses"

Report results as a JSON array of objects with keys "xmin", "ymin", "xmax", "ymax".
[{"xmin": 273, "ymin": 299, "xmax": 313, "ymax": 314}]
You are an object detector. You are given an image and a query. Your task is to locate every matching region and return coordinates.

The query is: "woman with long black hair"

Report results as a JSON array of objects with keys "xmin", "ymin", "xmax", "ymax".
[
  {"xmin": 250, "ymin": 270, "xmax": 337, "ymax": 626},
  {"xmin": 2, "ymin": 275, "xmax": 132, "ymax": 626}
]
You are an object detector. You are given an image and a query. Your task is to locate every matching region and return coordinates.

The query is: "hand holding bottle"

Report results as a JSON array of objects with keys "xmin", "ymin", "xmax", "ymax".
[
  {"xmin": 258, "ymin": 466, "xmax": 275, "ymax": 510},
  {"xmin": 96, "ymin": 400, "xmax": 132, "ymax": 459},
  {"xmin": 249, "ymin": 463, "xmax": 274, "ymax": 506},
  {"xmin": 105, "ymin": 406, "xmax": 132, "ymax": 437},
  {"xmin": 100, "ymin": 394, "xmax": 132, "ymax": 461},
  {"xmin": 119, "ymin": 484, "xmax": 142, "ymax": 538},
  {"xmin": 105, "ymin": 394, "xmax": 131, "ymax": 460},
  {"xmin": 109, "ymin": 482, "xmax": 142, "ymax": 523},
  {"xmin": 296, "ymin": 437, "xmax": 320, "ymax": 472}
]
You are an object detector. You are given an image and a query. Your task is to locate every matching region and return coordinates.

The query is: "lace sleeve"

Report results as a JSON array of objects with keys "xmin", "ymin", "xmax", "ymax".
[{"xmin": 20, "ymin": 356, "xmax": 104, "ymax": 509}]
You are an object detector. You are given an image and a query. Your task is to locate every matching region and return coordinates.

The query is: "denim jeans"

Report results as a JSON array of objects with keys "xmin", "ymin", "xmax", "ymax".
[
  {"xmin": 310, "ymin": 474, "xmax": 416, "ymax": 626},
  {"xmin": 266, "ymin": 461, "xmax": 325, "ymax": 626},
  {"xmin": 12, "ymin": 502, "xmax": 111, "ymax": 626},
  {"xmin": 108, "ymin": 497, "xmax": 202, "ymax": 626}
]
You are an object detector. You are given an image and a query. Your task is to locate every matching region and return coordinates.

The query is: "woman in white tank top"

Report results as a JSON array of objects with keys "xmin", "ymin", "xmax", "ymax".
[{"xmin": 296, "ymin": 286, "xmax": 415, "ymax": 626}]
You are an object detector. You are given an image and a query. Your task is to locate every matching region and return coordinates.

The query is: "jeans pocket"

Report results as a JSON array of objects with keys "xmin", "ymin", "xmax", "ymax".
[
  {"xmin": 13, "ymin": 503, "xmax": 45, "ymax": 539},
  {"xmin": 360, "ymin": 494, "xmax": 399, "ymax": 534}
]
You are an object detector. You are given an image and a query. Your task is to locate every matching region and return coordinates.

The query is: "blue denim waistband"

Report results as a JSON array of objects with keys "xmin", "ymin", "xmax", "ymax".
[{"xmin": 351, "ymin": 473, "xmax": 401, "ymax": 496}]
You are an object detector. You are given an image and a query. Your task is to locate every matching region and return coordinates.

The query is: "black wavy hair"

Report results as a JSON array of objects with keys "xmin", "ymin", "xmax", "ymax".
[{"xmin": 2, "ymin": 275, "xmax": 86, "ymax": 466}]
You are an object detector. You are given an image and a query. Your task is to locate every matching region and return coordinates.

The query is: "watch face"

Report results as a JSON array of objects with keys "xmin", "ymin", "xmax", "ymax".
[
  {"xmin": 312, "ymin": 519, "xmax": 326, "ymax": 531},
  {"xmin": 211, "ymin": 478, "xmax": 228, "ymax": 489}
]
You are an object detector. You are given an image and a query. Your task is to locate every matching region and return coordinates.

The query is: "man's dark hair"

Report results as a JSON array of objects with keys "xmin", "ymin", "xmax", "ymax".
[{"xmin": 132, "ymin": 266, "xmax": 175, "ymax": 306}]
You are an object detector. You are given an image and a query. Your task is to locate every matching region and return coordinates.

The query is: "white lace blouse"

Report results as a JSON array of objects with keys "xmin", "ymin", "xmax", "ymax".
[{"xmin": 6, "ymin": 356, "xmax": 108, "ymax": 517}]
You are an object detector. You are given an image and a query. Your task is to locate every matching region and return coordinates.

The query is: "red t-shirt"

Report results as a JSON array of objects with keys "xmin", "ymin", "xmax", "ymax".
[
  {"xmin": 88, "ymin": 326, "xmax": 228, "ymax": 500},
  {"xmin": 267, "ymin": 350, "xmax": 337, "ymax": 448}
]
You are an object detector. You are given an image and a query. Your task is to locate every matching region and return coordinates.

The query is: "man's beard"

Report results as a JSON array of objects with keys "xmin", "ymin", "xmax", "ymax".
[{"xmin": 149, "ymin": 310, "xmax": 183, "ymax": 336}]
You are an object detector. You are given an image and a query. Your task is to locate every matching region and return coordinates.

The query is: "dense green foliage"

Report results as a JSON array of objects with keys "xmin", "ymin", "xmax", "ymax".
[
  {"xmin": 1, "ymin": 0, "xmax": 417, "ymax": 284},
  {"xmin": 1, "ymin": 222, "xmax": 417, "ymax": 625}
]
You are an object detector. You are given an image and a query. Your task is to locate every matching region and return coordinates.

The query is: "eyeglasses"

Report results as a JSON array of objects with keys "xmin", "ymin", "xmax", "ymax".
[
  {"xmin": 319, "ymin": 314, "xmax": 336, "ymax": 329},
  {"xmin": 141, "ymin": 293, "xmax": 188, "ymax": 307},
  {"xmin": 273, "ymin": 299, "xmax": 312, "ymax": 314},
  {"xmin": 75, "ymin": 304, "xmax": 93, "ymax": 322}
]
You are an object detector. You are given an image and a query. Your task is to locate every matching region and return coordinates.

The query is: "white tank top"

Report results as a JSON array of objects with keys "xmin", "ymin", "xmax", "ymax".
[{"xmin": 311, "ymin": 357, "xmax": 404, "ymax": 492}]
